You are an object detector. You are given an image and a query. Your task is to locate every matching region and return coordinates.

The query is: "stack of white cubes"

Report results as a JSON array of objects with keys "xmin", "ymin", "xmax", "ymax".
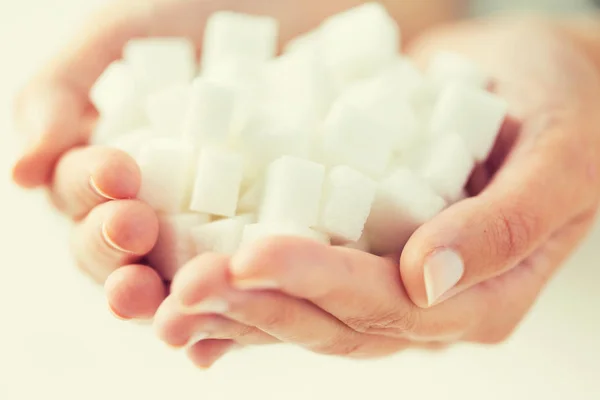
[{"xmin": 90, "ymin": 2, "xmax": 508, "ymax": 279}]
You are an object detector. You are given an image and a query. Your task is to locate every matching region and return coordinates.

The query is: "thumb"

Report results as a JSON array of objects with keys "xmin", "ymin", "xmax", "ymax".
[{"xmin": 400, "ymin": 123, "xmax": 593, "ymax": 308}]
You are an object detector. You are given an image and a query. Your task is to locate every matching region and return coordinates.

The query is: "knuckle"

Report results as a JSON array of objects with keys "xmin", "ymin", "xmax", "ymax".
[
  {"xmin": 314, "ymin": 337, "xmax": 366, "ymax": 357},
  {"xmin": 492, "ymin": 206, "xmax": 541, "ymax": 259},
  {"xmin": 345, "ymin": 308, "xmax": 419, "ymax": 337}
]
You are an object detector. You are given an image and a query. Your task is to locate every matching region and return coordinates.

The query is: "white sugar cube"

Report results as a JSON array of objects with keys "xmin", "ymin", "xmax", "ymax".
[
  {"xmin": 124, "ymin": 38, "xmax": 196, "ymax": 95},
  {"xmin": 317, "ymin": 166, "xmax": 376, "ymax": 242},
  {"xmin": 428, "ymin": 51, "xmax": 489, "ymax": 91},
  {"xmin": 91, "ymin": 105, "xmax": 146, "ymax": 145},
  {"xmin": 366, "ymin": 168, "xmax": 447, "ymax": 255},
  {"xmin": 334, "ymin": 234, "xmax": 371, "ymax": 253},
  {"xmin": 236, "ymin": 213, "xmax": 257, "ymax": 224},
  {"xmin": 321, "ymin": 102, "xmax": 395, "ymax": 177},
  {"xmin": 283, "ymin": 28, "xmax": 320, "ymax": 55},
  {"xmin": 238, "ymin": 178, "xmax": 264, "ymax": 214},
  {"xmin": 259, "ymin": 156, "xmax": 325, "ymax": 228},
  {"xmin": 202, "ymin": 11, "xmax": 279, "ymax": 71},
  {"xmin": 182, "ymin": 78, "xmax": 235, "ymax": 147},
  {"xmin": 239, "ymin": 111, "xmax": 313, "ymax": 181},
  {"xmin": 148, "ymin": 213, "xmax": 210, "ymax": 280},
  {"xmin": 264, "ymin": 46, "xmax": 335, "ymax": 120},
  {"xmin": 318, "ymin": 2, "xmax": 399, "ymax": 87},
  {"xmin": 145, "ymin": 83, "xmax": 191, "ymax": 137},
  {"xmin": 137, "ymin": 139, "xmax": 195, "ymax": 213},
  {"xmin": 416, "ymin": 133, "xmax": 475, "ymax": 202},
  {"xmin": 90, "ymin": 61, "xmax": 139, "ymax": 116},
  {"xmin": 190, "ymin": 217, "xmax": 249, "ymax": 255},
  {"xmin": 106, "ymin": 128, "xmax": 152, "ymax": 159},
  {"xmin": 338, "ymin": 78, "xmax": 421, "ymax": 153},
  {"xmin": 430, "ymin": 83, "xmax": 508, "ymax": 161},
  {"xmin": 202, "ymin": 59, "xmax": 266, "ymax": 137},
  {"xmin": 189, "ymin": 147, "xmax": 244, "ymax": 217},
  {"xmin": 240, "ymin": 222, "xmax": 330, "ymax": 249}
]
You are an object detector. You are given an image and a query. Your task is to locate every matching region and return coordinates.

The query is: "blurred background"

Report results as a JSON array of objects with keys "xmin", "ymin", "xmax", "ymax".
[{"xmin": 0, "ymin": 1, "xmax": 599, "ymax": 399}]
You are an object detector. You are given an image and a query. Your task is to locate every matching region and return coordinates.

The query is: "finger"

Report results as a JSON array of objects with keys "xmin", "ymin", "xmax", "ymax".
[
  {"xmin": 104, "ymin": 265, "xmax": 166, "ymax": 320},
  {"xmin": 154, "ymin": 295, "xmax": 277, "ymax": 348},
  {"xmin": 187, "ymin": 339, "xmax": 236, "ymax": 370},
  {"xmin": 71, "ymin": 200, "xmax": 159, "ymax": 283},
  {"xmin": 229, "ymin": 237, "xmax": 485, "ymax": 341},
  {"xmin": 50, "ymin": 146, "xmax": 141, "ymax": 219},
  {"xmin": 400, "ymin": 116, "xmax": 596, "ymax": 308},
  {"xmin": 12, "ymin": 86, "xmax": 92, "ymax": 188},
  {"xmin": 173, "ymin": 253, "xmax": 410, "ymax": 358}
]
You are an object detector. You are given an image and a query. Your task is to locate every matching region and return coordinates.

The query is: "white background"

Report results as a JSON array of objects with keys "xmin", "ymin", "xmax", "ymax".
[{"xmin": 0, "ymin": 1, "xmax": 599, "ymax": 399}]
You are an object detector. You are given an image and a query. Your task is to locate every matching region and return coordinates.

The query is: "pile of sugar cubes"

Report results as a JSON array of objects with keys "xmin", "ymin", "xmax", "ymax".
[{"xmin": 90, "ymin": 2, "xmax": 508, "ymax": 280}]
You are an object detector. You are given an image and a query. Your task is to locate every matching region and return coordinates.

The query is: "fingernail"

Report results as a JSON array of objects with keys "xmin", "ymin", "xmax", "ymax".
[
  {"xmin": 108, "ymin": 303, "xmax": 129, "ymax": 321},
  {"xmin": 231, "ymin": 279, "xmax": 279, "ymax": 291},
  {"xmin": 229, "ymin": 248, "xmax": 279, "ymax": 290},
  {"xmin": 101, "ymin": 222, "xmax": 136, "ymax": 254},
  {"xmin": 180, "ymin": 298, "xmax": 229, "ymax": 315},
  {"xmin": 423, "ymin": 249, "xmax": 464, "ymax": 307},
  {"xmin": 229, "ymin": 248, "xmax": 254, "ymax": 276},
  {"xmin": 90, "ymin": 176, "xmax": 117, "ymax": 200},
  {"xmin": 185, "ymin": 332, "xmax": 210, "ymax": 348}
]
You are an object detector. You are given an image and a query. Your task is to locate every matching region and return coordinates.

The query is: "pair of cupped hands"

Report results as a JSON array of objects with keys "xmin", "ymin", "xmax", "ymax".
[{"xmin": 12, "ymin": 0, "xmax": 600, "ymax": 369}]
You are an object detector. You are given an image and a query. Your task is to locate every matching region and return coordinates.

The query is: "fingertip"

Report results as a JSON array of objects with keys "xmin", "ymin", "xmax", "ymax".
[
  {"xmin": 11, "ymin": 151, "xmax": 54, "ymax": 188},
  {"xmin": 90, "ymin": 148, "xmax": 141, "ymax": 200},
  {"xmin": 103, "ymin": 200, "xmax": 159, "ymax": 255},
  {"xmin": 400, "ymin": 197, "xmax": 482, "ymax": 308},
  {"xmin": 186, "ymin": 339, "xmax": 235, "ymax": 370},
  {"xmin": 105, "ymin": 265, "xmax": 167, "ymax": 320}
]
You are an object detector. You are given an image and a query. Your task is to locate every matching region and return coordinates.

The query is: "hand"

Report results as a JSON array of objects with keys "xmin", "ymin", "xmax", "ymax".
[
  {"xmin": 12, "ymin": 0, "xmax": 457, "ymax": 322},
  {"xmin": 155, "ymin": 17, "xmax": 600, "ymax": 368}
]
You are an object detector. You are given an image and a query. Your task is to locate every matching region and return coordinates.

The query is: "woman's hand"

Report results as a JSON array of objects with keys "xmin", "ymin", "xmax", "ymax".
[
  {"xmin": 156, "ymin": 17, "xmax": 600, "ymax": 368},
  {"xmin": 11, "ymin": 0, "xmax": 456, "ymax": 321}
]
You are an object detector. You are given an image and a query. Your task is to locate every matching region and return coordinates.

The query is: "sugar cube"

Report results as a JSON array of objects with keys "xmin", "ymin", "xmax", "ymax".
[
  {"xmin": 416, "ymin": 133, "xmax": 474, "ymax": 202},
  {"xmin": 145, "ymin": 83, "xmax": 191, "ymax": 138},
  {"xmin": 333, "ymin": 234, "xmax": 371, "ymax": 253},
  {"xmin": 259, "ymin": 156, "xmax": 325, "ymax": 228},
  {"xmin": 106, "ymin": 128, "xmax": 152, "ymax": 159},
  {"xmin": 338, "ymin": 77, "xmax": 421, "ymax": 153},
  {"xmin": 90, "ymin": 61, "xmax": 139, "ymax": 116},
  {"xmin": 283, "ymin": 28, "xmax": 320, "ymax": 54},
  {"xmin": 264, "ymin": 45, "xmax": 335, "ymax": 120},
  {"xmin": 137, "ymin": 139, "xmax": 195, "ymax": 213},
  {"xmin": 238, "ymin": 110, "xmax": 314, "ymax": 181},
  {"xmin": 190, "ymin": 217, "xmax": 249, "ymax": 255},
  {"xmin": 123, "ymin": 38, "xmax": 196, "ymax": 95},
  {"xmin": 318, "ymin": 2, "xmax": 399, "ymax": 87},
  {"xmin": 427, "ymin": 51, "xmax": 489, "ymax": 91},
  {"xmin": 182, "ymin": 78, "xmax": 235, "ymax": 147},
  {"xmin": 430, "ymin": 83, "xmax": 508, "ymax": 161},
  {"xmin": 148, "ymin": 213, "xmax": 210, "ymax": 280},
  {"xmin": 201, "ymin": 11, "xmax": 279, "ymax": 71},
  {"xmin": 321, "ymin": 102, "xmax": 395, "ymax": 177},
  {"xmin": 189, "ymin": 146, "xmax": 244, "ymax": 217},
  {"xmin": 365, "ymin": 168, "xmax": 447, "ymax": 255},
  {"xmin": 90, "ymin": 105, "xmax": 146, "ymax": 145},
  {"xmin": 317, "ymin": 166, "xmax": 376, "ymax": 242},
  {"xmin": 238, "ymin": 178, "xmax": 264, "ymax": 214},
  {"xmin": 240, "ymin": 222, "xmax": 330, "ymax": 249}
]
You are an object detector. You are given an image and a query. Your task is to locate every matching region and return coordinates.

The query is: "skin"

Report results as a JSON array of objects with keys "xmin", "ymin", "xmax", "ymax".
[{"xmin": 11, "ymin": 1, "xmax": 600, "ymax": 369}]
